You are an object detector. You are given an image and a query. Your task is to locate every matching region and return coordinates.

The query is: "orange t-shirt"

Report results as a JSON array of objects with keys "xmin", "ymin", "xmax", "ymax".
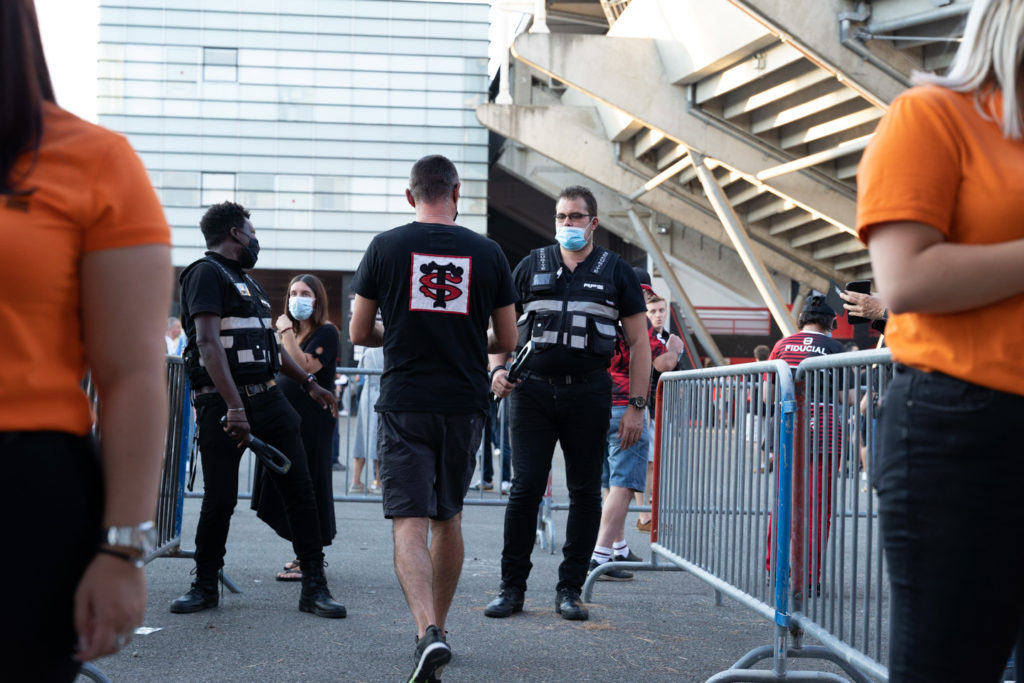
[
  {"xmin": 857, "ymin": 85, "xmax": 1024, "ymax": 396},
  {"xmin": 0, "ymin": 103, "xmax": 171, "ymax": 434}
]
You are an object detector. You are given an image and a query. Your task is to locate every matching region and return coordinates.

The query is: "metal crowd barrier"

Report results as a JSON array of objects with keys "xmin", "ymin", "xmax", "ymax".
[
  {"xmin": 79, "ymin": 357, "xmax": 193, "ymax": 683},
  {"xmin": 789, "ymin": 349, "xmax": 893, "ymax": 682},
  {"xmin": 145, "ymin": 356, "xmax": 192, "ymax": 563},
  {"xmin": 183, "ymin": 367, "xmax": 558, "ymax": 552},
  {"xmin": 87, "ymin": 356, "xmax": 192, "ymax": 564},
  {"xmin": 589, "ymin": 355, "xmax": 895, "ymax": 682},
  {"xmin": 611, "ymin": 361, "xmax": 804, "ymax": 678}
]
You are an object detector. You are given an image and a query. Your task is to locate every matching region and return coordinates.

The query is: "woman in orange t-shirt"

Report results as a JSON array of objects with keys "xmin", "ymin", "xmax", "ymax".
[
  {"xmin": 0, "ymin": 2, "xmax": 171, "ymax": 678},
  {"xmin": 857, "ymin": 1, "xmax": 1024, "ymax": 680}
]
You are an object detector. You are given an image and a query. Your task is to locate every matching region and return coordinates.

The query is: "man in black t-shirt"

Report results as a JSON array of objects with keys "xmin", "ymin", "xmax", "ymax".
[
  {"xmin": 350, "ymin": 155, "xmax": 517, "ymax": 683},
  {"xmin": 484, "ymin": 185, "xmax": 650, "ymax": 623}
]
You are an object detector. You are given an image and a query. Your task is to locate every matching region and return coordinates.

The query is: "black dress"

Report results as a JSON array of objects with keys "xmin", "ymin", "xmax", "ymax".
[{"xmin": 252, "ymin": 323, "xmax": 339, "ymax": 545}]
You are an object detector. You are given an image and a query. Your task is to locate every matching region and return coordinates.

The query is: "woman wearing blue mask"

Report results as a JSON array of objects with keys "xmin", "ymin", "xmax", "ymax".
[{"xmin": 252, "ymin": 273, "xmax": 340, "ymax": 580}]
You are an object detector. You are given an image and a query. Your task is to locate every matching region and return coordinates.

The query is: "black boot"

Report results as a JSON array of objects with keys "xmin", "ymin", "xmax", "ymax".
[
  {"xmin": 299, "ymin": 562, "xmax": 346, "ymax": 619},
  {"xmin": 170, "ymin": 571, "xmax": 219, "ymax": 614}
]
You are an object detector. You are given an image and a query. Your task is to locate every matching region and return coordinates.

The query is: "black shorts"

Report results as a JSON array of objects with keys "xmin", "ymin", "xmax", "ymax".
[{"xmin": 377, "ymin": 411, "xmax": 484, "ymax": 520}]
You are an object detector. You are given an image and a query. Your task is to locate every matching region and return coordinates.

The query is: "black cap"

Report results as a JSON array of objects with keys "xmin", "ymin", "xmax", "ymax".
[{"xmin": 802, "ymin": 294, "xmax": 836, "ymax": 317}]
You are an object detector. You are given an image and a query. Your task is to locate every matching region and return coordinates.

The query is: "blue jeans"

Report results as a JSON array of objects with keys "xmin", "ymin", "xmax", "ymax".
[
  {"xmin": 876, "ymin": 365, "xmax": 1024, "ymax": 682},
  {"xmin": 602, "ymin": 404, "xmax": 649, "ymax": 491}
]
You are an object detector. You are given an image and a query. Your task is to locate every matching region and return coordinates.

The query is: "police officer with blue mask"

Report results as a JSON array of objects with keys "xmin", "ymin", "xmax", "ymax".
[
  {"xmin": 484, "ymin": 185, "xmax": 651, "ymax": 622},
  {"xmin": 171, "ymin": 201, "xmax": 346, "ymax": 619}
]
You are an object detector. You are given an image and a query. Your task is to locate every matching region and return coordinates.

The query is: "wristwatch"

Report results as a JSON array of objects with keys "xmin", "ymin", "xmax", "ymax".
[
  {"xmin": 628, "ymin": 396, "xmax": 647, "ymax": 411},
  {"xmin": 303, "ymin": 373, "xmax": 317, "ymax": 392},
  {"xmin": 100, "ymin": 521, "xmax": 157, "ymax": 567}
]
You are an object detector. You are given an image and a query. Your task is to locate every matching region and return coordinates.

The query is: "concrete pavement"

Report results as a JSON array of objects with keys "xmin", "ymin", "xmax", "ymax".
[{"xmin": 79, "ymin": 452, "xmax": 848, "ymax": 682}]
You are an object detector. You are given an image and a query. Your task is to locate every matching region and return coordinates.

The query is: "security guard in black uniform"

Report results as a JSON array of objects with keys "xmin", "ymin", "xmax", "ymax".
[
  {"xmin": 483, "ymin": 186, "xmax": 651, "ymax": 622},
  {"xmin": 170, "ymin": 201, "xmax": 346, "ymax": 618}
]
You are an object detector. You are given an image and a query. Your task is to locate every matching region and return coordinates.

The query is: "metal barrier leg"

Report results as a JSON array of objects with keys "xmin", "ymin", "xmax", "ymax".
[
  {"xmin": 707, "ymin": 669, "xmax": 849, "ymax": 683},
  {"xmin": 781, "ymin": 646, "xmax": 875, "ymax": 683},
  {"xmin": 535, "ymin": 507, "xmax": 547, "ymax": 551},
  {"xmin": 534, "ymin": 470, "xmax": 556, "ymax": 554},
  {"xmin": 218, "ymin": 568, "xmax": 242, "ymax": 594},
  {"xmin": 77, "ymin": 663, "xmax": 112, "ymax": 683},
  {"xmin": 542, "ymin": 497, "xmax": 556, "ymax": 554},
  {"xmin": 581, "ymin": 558, "xmax": 682, "ymax": 601}
]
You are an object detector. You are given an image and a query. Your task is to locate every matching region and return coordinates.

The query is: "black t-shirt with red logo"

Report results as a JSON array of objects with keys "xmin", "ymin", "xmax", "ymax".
[
  {"xmin": 769, "ymin": 330, "xmax": 846, "ymax": 368},
  {"xmin": 351, "ymin": 221, "xmax": 517, "ymax": 413}
]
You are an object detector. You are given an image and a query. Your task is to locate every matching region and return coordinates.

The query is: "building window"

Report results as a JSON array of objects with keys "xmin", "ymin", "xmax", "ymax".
[
  {"xmin": 201, "ymin": 172, "xmax": 236, "ymax": 206},
  {"xmin": 203, "ymin": 47, "xmax": 237, "ymax": 82}
]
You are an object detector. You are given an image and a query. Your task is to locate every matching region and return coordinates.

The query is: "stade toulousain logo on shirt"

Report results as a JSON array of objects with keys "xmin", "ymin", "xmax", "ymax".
[{"xmin": 409, "ymin": 252, "xmax": 471, "ymax": 315}]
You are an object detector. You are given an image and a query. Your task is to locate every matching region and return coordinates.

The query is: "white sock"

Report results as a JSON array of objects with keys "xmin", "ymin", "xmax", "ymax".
[
  {"xmin": 612, "ymin": 540, "xmax": 629, "ymax": 558},
  {"xmin": 591, "ymin": 545, "xmax": 612, "ymax": 564}
]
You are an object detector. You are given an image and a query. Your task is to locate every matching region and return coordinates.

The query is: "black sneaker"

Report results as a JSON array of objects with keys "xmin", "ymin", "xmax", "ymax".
[
  {"xmin": 588, "ymin": 559, "xmax": 633, "ymax": 581},
  {"xmin": 613, "ymin": 549, "xmax": 643, "ymax": 563},
  {"xmin": 409, "ymin": 624, "xmax": 451, "ymax": 682}
]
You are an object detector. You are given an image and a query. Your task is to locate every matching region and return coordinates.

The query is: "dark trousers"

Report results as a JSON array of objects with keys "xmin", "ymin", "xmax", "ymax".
[
  {"xmin": 483, "ymin": 397, "xmax": 512, "ymax": 484},
  {"xmin": 500, "ymin": 371, "xmax": 611, "ymax": 594},
  {"xmin": 1, "ymin": 432, "xmax": 102, "ymax": 682},
  {"xmin": 876, "ymin": 365, "xmax": 1024, "ymax": 682},
  {"xmin": 193, "ymin": 387, "xmax": 324, "ymax": 574}
]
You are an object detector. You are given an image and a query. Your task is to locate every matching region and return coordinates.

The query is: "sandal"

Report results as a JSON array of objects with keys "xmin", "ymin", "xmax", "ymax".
[{"xmin": 276, "ymin": 559, "xmax": 302, "ymax": 582}]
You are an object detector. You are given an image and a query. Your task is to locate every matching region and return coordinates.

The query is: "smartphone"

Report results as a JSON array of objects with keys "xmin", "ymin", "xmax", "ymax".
[{"xmin": 845, "ymin": 280, "xmax": 872, "ymax": 325}]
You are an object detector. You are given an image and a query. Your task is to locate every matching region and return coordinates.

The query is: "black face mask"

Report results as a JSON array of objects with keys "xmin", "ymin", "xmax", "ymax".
[{"xmin": 234, "ymin": 230, "xmax": 260, "ymax": 269}]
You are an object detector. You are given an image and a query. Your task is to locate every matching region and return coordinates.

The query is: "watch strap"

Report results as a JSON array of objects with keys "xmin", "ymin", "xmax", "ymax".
[
  {"xmin": 96, "ymin": 546, "xmax": 145, "ymax": 569},
  {"xmin": 100, "ymin": 520, "xmax": 156, "ymax": 556}
]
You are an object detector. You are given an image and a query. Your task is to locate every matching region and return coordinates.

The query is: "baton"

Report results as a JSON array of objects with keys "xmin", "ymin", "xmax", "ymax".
[
  {"xmin": 492, "ymin": 341, "xmax": 533, "ymax": 402},
  {"xmin": 220, "ymin": 415, "xmax": 292, "ymax": 475},
  {"xmin": 506, "ymin": 340, "xmax": 533, "ymax": 383}
]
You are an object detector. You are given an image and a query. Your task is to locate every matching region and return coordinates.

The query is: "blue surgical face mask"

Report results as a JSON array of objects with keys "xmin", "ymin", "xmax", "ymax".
[
  {"xmin": 555, "ymin": 226, "xmax": 588, "ymax": 251},
  {"xmin": 288, "ymin": 296, "xmax": 314, "ymax": 321}
]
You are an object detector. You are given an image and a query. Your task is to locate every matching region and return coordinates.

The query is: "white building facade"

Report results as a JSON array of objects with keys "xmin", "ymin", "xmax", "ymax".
[{"xmin": 97, "ymin": 0, "xmax": 491, "ymax": 272}]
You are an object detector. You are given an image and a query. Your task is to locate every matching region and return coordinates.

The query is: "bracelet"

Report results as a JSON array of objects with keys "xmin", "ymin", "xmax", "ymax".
[
  {"xmin": 489, "ymin": 365, "xmax": 508, "ymax": 382},
  {"xmin": 280, "ymin": 327, "xmax": 294, "ymax": 334},
  {"xmin": 226, "ymin": 408, "xmax": 246, "ymax": 413},
  {"xmin": 96, "ymin": 546, "xmax": 144, "ymax": 569}
]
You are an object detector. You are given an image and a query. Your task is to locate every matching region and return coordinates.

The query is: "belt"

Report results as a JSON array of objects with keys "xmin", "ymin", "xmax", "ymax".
[
  {"xmin": 521, "ymin": 370, "xmax": 601, "ymax": 386},
  {"xmin": 194, "ymin": 379, "xmax": 276, "ymax": 397}
]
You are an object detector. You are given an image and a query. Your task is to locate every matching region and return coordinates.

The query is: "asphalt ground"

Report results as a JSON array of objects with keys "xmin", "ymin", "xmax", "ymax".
[{"xmin": 79, "ymin": 447, "xmax": 853, "ymax": 683}]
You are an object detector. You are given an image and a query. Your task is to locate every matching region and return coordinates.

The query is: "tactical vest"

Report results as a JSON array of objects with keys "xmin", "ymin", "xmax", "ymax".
[
  {"xmin": 181, "ymin": 257, "xmax": 282, "ymax": 388},
  {"xmin": 517, "ymin": 245, "xmax": 621, "ymax": 358}
]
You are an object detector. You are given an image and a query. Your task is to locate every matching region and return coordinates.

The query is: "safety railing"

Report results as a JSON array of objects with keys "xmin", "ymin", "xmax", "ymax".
[
  {"xmin": 146, "ymin": 356, "xmax": 192, "ymax": 562},
  {"xmin": 596, "ymin": 361, "xmax": 800, "ymax": 678},
  {"xmin": 789, "ymin": 349, "xmax": 893, "ymax": 682},
  {"xmin": 587, "ymin": 353, "xmax": 894, "ymax": 682},
  {"xmin": 87, "ymin": 356, "xmax": 192, "ymax": 564},
  {"xmin": 177, "ymin": 366, "xmax": 561, "ymax": 551}
]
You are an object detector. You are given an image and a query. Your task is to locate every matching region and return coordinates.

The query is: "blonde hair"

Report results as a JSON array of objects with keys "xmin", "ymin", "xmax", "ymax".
[{"xmin": 913, "ymin": 0, "xmax": 1024, "ymax": 139}]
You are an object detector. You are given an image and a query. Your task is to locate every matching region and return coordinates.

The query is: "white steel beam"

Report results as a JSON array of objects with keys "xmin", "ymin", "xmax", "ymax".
[
  {"xmin": 495, "ymin": 142, "xmax": 765, "ymax": 300},
  {"xmin": 690, "ymin": 149, "xmax": 798, "ymax": 335},
  {"xmin": 509, "ymin": 32, "xmax": 859, "ymax": 232},
  {"xmin": 476, "ymin": 101, "xmax": 839, "ymax": 290},
  {"xmin": 626, "ymin": 208, "xmax": 727, "ymax": 365},
  {"xmin": 726, "ymin": 0, "xmax": 911, "ymax": 106}
]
